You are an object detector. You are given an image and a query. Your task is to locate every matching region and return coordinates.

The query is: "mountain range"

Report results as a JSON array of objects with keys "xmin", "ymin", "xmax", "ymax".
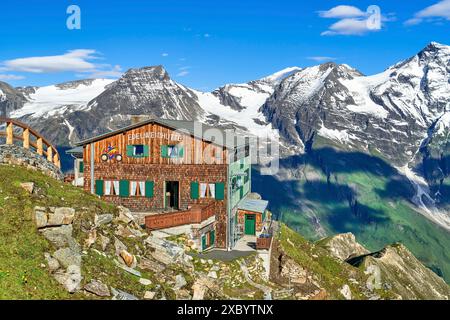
[{"xmin": 1, "ymin": 42, "xmax": 449, "ymax": 283}]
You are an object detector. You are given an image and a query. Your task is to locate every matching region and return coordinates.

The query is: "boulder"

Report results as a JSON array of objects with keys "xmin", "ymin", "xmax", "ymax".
[
  {"xmin": 40, "ymin": 225, "xmax": 74, "ymax": 249},
  {"xmin": 100, "ymin": 234, "xmax": 110, "ymax": 251},
  {"xmin": 145, "ymin": 236, "xmax": 184, "ymax": 261},
  {"xmin": 111, "ymin": 287, "xmax": 139, "ymax": 300},
  {"xmin": 54, "ymin": 265, "xmax": 82, "ymax": 293},
  {"xmin": 48, "ymin": 207, "xmax": 75, "ymax": 226},
  {"xmin": 20, "ymin": 182, "xmax": 34, "ymax": 194},
  {"xmin": 95, "ymin": 214, "xmax": 113, "ymax": 227},
  {"xmin": 192, "ymin": 278, "xmax": 209, "ymax": 300},
  {"xmin": 114, "ymin": 237, "xmax": 127, "ymax": 256},
  {"xmin": 84, "ymin": 229, "xmax": 97, "ymax": 248},
  {"xmin": 139, "ymin": 278, "xmax": 152, "ymax": 286},
  {"xmin": 116, "ymin": 206, "xmax": 134, "ymax": 224},
  {"xmin": 174, "ymin": 274, "xmax": 187, "ymax": 289},
  {"xmin": 138, "ymin": 258, "xmax": 166, "ymax": 273},
  {"xmin": 119, "ymin": 249, "xmax": 136, "ymax": 268},
  {"xmin": 34, "ymin": 210, "xmax": 48, "ymax": 229},
  {"xmin": 207, "ymin": 271, "xmax": 218, "ymax": 279},
  {"xmin": 84, "ymin": 279, "xmax": 110, "ymax": 297},
  {"xmin": 143, "ymin": 291, "xmax": 156, "ymax": 300},
  {"xmin": 340, "ymin": 284, "xmax": 352, "ymax": 300},
  {"xmin": 44, "ymin": 252, "xmax": 60, "ymax": 272},
  {"xmin": 53, "ymin": 247, "xmax": 81, "ymax": 268}
]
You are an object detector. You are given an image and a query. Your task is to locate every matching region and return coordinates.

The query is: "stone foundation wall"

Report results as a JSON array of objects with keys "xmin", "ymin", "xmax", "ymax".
[{"xmin": 0, "ymin": 144, "xmax": 64, "ymax": 180}]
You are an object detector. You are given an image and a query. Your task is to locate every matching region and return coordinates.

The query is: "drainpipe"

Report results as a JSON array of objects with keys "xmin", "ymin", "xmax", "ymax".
[
  {"xmin": 90, "ymin": 142, "xmax": 95, "ymax": 194},
  {"xmin": 227, "ymin": 159, "xmax": 231, "ymax": 251}
]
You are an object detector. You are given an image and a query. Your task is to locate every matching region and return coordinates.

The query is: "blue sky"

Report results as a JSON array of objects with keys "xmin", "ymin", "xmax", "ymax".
[{"xmin": 0, "ymin": 0, "xmax": 448, "ymax": 90}]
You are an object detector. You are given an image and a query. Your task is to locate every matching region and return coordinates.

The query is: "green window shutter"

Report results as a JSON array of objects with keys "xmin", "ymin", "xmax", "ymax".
[
  {"xmin": 119, "ymin": 180, "xmax": 129, "ymax": 197},
  {"xmin": 126, "ymin": 145, "xmax": 134, "ymax": 157},
  {"xmin": 143, "ymin": 145, "xmax": 149, "ymax": 157},
  {"xmin": 244, "ymin": 169, "xmax": 249, "ymax": 183},
  {"xmin": 79, "ymin": 161, "xmax": 84, "ymax": 173},
  {"xmin": 178, "ymin": 146, "xmax": 184, "ymax": 158},
  {"xmin": 95, "ymin": 180, "xmax": 104, "ymax": 196},
  {"xmin": 240, "ymin": 186, "xmax": 244, "ymax": 199},
  {"xmin": 215, "ymin": 182, "xmax": 225, "ymax": 200},
  {"xmin": 161, "ymin": 145, "xmax": 168, "ymax": 158},
  {"xmin": 145, "ymin": 181, "xmax": 154, "ymax": 198},
  {"xmin": 190, "ymin": 181, "xmax": 199, "ymax": 199},
  {"xmin": 240, "ymin": 160, "xmax": 244, "ymax": 169}
]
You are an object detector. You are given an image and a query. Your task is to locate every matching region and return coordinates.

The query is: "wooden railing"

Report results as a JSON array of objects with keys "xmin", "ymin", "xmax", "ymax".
[
  {"xmin": 0, "ymin": 118, "xmax": 60, "ymax": 168},
  {"xmin": 256, "ymin": 236, "xmax": 272, "ymax": 250},
  {"xmin": 145, "ymin": 202, "xmax": 216, "ymax": 230}
]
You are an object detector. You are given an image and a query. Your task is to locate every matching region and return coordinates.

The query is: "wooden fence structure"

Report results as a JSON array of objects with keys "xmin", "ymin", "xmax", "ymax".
[
  {"xmin": 0, "ymin": 118, "xmax": 61, "ymax": 168},
  {"xmin": 145, "ymin": 202, "xmax": 216, "ymax": 230}
]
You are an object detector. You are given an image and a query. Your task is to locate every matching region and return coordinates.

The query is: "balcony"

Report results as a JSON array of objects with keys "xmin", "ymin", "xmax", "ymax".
[{"xmin": 145, "ymin": 202, "xmax": 216, "ymax": 230}]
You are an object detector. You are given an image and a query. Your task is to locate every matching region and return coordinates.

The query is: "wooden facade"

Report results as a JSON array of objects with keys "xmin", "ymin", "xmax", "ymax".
[{"xmin": 81, "ymin": 121, "xmax": 231, "ymax": 248}]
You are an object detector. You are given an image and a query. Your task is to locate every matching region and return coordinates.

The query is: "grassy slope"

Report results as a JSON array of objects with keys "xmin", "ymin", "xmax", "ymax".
[
  {"xmin": 0, "ymin": 164, "xmax": 116, "ymax": 299},
  {"xmin": 276, "ymin": 223, "xmax": 393, "ymax": 300},
  {"xmin": 253, "ymin": 143, "xmax": 450, "ymax": 284}
]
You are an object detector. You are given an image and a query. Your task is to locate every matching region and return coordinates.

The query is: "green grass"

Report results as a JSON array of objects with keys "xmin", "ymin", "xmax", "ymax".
[
  {"xmin": 253, "ymin": 147, "xmax": 450, "ymax": 284},
  {"xmin": 277, "ymin": 223, "xmax": 392, "ymax": 299}
]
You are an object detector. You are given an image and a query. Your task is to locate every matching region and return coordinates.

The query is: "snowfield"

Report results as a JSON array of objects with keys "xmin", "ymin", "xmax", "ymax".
[{"xmin": 11, "ymin": 79, "xmax": 114, "ymax": 118}]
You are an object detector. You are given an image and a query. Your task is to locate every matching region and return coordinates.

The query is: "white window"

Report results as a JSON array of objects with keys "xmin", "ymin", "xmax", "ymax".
[
  {"xmin": 105, "ymin": 181, "xmax": 112, "ymax": 195},
  {"xmin": 131, "ymin": 181, "xmax": 138, "ymax": 196},
  {"xmin": 139, "ymin": 181, "xmax": 145, "ymax": 196},
  {"xmin": 131, "ymin": 181, "xmax": 146, "ymax": 197},
  {"xmin": 200, "ymin": 183, "xmax": 216, "ymax": 199},
  {"xmin": 113, "ymin": 181, "xmax": 120, "ymax": 195}
]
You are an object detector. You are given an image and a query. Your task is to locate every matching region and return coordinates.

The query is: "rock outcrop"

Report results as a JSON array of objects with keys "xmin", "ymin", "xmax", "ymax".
[{"xmin": 0, "ymin": 144, "xmax": 63, "ymax": 180}]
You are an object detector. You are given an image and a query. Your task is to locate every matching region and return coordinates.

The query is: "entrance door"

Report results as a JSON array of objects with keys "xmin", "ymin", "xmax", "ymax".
[
  {"xmin": 244, "ymin": 214, "xmax": 256, "ymax": 235},
  {"xmin": 165, "ymin": 181, "xmax": 179, "ymax": 210}
]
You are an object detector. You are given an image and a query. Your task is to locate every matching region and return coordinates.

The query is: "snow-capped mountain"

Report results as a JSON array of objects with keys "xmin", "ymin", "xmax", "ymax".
[{"xmin": 262, "ymin": 42, "xmax": 450, "ymax": 166}]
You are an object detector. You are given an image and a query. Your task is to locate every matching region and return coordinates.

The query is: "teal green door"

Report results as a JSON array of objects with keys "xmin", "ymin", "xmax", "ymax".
[
  {"xmin": 244, "ymin": 214, "xmax": 256, "ymax": 235},
  {"xmin": 202, "ymin": 235, "xmax": 207, "ymax": 250}
]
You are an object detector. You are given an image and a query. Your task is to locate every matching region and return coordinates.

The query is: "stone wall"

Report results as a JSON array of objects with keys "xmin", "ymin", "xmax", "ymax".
[{"xmin": 0, "ymin": 144, "xmax": 64, "ymax": 180}]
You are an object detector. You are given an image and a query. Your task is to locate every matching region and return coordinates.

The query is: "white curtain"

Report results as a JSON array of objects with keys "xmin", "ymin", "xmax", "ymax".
[
  {"xmin": 105, "ymin": 181, "xmax": 112, "ymax": 195},
  {"xmin": 131, "ymin": 181, "xmax": 137, "ymax": 196},
  {"xmin": 113, "ymin": 181, "xmax": 120, "ymax": 195},
  {"xmin": 209, "ymin": 183, "xmax": 215, "ymax": 198},
  {"xmin": 139, "ymin": 181, "xmax": 145, "ymax": 196},
  {"xmin": 200, "ymin": 183, "xmax": 207, "ymax": 198}
]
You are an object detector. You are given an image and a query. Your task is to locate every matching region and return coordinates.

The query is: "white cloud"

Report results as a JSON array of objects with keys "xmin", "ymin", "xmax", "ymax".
[
  {"xmin": 176, "ymin": 70, "xmax": 189, "ymax": 77},
  {"xmin": 161, "ymin": 53, "xmax": 169, "ymax": 57},
  {"xmin": 1, "ymin": 49, "xmax": 122, "ymax": 79},
  {"xmin": 176, "ymin": 66, "xmax": 191, "ymax": 77},
  {"xmin": 307, "ymin": 56, "xmax": 337, "ymax": 62},
  {"xmin": 204, "ymin": 33, "xmax": 211, "ymax": 38},
  {"xmin": 405, "ymin": 0, "xmax": 450, "ymax": 25},
  {"xmin": 0, "ymin": 74, "xmax": 25, "ymax": 80},
  {"xmin": 318, "ymin": 5, "xmax": 366, "ymax": 18},
  {"xmin": 321, "ymin": 18, "xmax": 373, "ymax": 36},
  {"xmin": 3, "ymin": 49, "xmax": 98, "ymax": 73},
  {"xmin": 319, "ymin": 5, "xmax": 387, "ymax": 36}
]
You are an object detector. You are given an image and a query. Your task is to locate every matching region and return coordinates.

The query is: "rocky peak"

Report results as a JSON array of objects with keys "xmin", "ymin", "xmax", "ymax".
[
  {"xmin": 319, "ymin": 233, "xmax": 370, "ymax": 261},
  {"xmin": 124, "ymin": 65, "xmax": 170, "ymax": 82},
  {"xmin": 0, "ymin": 81, "xmax": 27, "ymax": 117}
]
